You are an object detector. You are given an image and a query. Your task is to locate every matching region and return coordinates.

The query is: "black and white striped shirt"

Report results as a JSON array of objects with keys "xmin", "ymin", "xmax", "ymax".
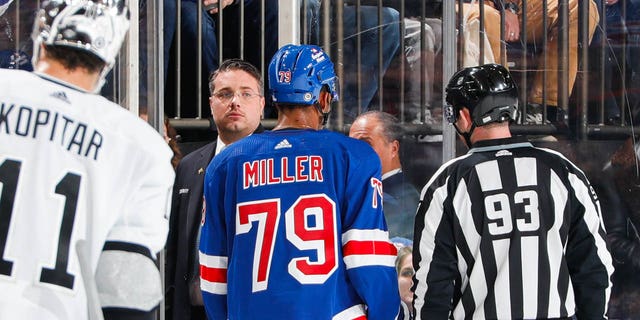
[{"xmin": 413, "ymin": 136, "xmax": 613, "ymax": 320}]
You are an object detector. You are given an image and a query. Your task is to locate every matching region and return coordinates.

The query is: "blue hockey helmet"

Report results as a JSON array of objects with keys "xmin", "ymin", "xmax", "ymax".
[{"xmin": 268, "ymin": 44, "xmax": 339, "ymax": 105}]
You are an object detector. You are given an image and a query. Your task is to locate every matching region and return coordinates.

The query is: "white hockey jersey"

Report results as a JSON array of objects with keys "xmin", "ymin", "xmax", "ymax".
[
  {"xmin": 0, "ymin": 69, "xmax": 175, "ymax": 319},
  {"xmin": 0, "ymin": 0, "xmax": 13, "ymax": 17}
]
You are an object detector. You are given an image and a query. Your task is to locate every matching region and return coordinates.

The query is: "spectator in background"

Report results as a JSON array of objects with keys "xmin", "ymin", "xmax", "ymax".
[
  {"xmin": 199, "ymin": 44, "xmax": 400, "ymax": 319},
  {"xmin": 163, "ymin": 0, "xmax": 177, "ymax": 83},
  {"xmin": 349, "ymin": 111, "xmax": 419, "ymax": 241},
  {"xmin": 352, "ymin": 1, "xmax": 500, "ymax": 123},
  {"xmin": 589, "ymin": 0, "xmax": 640, "ymax": 125},
  {"xmin": 167, "ymin": 0, "xmax": 402, "ymax": 123},
  {"xmin": 341, "ymin": 4, "xmax": 400, "ymax": 123},
  {"xmin": 306, "ymin": 1, "xmax": 401, "ymax": 123},
  {"xmin": 163, "ymin": 0, "xmax": 226, "ymax": 119},
  {"xmin": 0, "ymin": 0, "xmax": 34, "ymax": 71},
  {"xmin": 165, "ymin": 59, "xmax": 265, "ymax": 320},
  {"xmin": 499, "ymin": 0, "xmax": 600, "ymax": 127},
  {"xmin": 362, "ymin": 1, "xmax": 443, "ymax": 124},
  {"xmin": 163, "ymin": 0, "xmax": 278, "ymax": 118},
  {"xmin": 599, "ymin": 137, "xmax": 640, "ymax": 318},
  {"xmin": 395, "ymin": 14, "xmax": 441, "ymax": 123},
  {"xmin": 457, "ymin": 2, "xmax": 502, "ymax": 64},
  {"xmin": 396, "ymin": 246, "xmax": 415, "ymax": 320},
  {"xmin": 0, "ymin": 49, "xmax": 32, "ymax": 70},
  {"xmin": 413, "ymin": 64, "xmax": 612, "ymax": 319},
  {"xmin": 453, "ymin": 1, "xmax": 599, "ymax": 128}
]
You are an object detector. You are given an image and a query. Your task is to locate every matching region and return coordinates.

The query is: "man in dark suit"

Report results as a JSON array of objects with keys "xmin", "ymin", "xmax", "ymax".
[
  {"xmin": 165, "ymin": 59, "xmax": 265, "ymax": 320},
  {"xmin": 349, "ymin": 111, "xmax": 420, "ymax": 241}
]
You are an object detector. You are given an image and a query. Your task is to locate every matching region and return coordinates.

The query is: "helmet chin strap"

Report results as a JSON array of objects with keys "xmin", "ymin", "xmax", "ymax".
[
  {"xmin": 92, "ymin": 64, "xmax": 114, "ymax": 93},
  {"xmin": 321, "ymin": 111, "xmax": 330, "ymax": 126},
  {"xmin": 453, "ymin": 122, "xmax": 476, "ymax": 148}
]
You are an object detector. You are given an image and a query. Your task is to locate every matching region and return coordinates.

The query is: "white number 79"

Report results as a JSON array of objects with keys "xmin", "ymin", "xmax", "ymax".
[{"xmin": 236, "ymin": 194, "xmax": 338, "ymax": 292}]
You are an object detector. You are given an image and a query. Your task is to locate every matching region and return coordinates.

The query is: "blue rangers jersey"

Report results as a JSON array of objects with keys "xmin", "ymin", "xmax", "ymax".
[{"xmin": 199, "ymin": 128, "xmax": 400, "ymax": 320}]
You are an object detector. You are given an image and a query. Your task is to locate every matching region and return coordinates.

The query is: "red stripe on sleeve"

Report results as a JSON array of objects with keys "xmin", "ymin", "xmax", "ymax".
[
  {"xmin": 200, "ymin": 265, "xmax": 227, "ymax": 284},
  {"xmin": 343, "ymin": 240, "xmax": 397, "ymax": 257}
]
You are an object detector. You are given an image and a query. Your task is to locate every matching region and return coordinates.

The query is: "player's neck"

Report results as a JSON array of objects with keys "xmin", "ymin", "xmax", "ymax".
[
  {"xmin": 471, "ymin": 123, "xmax": 512, "ymax": 144},
  {"xmin": 35, "ymin": 58, "xmax": 100, "ymax": 92},
  {"xmin": 274, "ymin": 107, "xmax": 322, "ymax": 131}
]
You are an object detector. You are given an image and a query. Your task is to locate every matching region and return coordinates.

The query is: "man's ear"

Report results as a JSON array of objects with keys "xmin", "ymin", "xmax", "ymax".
[
  {"xmin": 319, "ymin": 91, "xmax": 332, "ymax": 113},
  {"xmin": 391, "ymin": 139, "xmax": 400, "ymax": 158},
  {"xmin": 458, "ymin": 107, "xmax": 473, "ymax": 130}
]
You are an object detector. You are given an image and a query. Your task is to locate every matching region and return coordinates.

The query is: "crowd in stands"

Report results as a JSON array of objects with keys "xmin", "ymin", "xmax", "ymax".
[{"xmin": 4, "ymin": 1, "xmax": 636, "ymax": 129}]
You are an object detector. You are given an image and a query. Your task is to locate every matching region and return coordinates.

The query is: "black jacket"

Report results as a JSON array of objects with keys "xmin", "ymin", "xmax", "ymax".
[{"xmin": 165, "ymin": 125, "xmax": 264, "ymax": 320}]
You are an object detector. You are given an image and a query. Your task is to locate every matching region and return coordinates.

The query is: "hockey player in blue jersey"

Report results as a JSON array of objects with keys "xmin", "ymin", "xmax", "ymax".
[{"xmin": 199, "ymin": 43, "xmax": 401, "ymax": 319}]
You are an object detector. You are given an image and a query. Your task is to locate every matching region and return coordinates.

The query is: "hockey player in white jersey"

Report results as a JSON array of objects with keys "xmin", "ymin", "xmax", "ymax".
[
  {"xmin": 0, "ymin": 1, "xmax": 175, "ymax": 319},
  {"xmin": 0, "ymin": 0, "xmax": 12, "ymax": 17}
]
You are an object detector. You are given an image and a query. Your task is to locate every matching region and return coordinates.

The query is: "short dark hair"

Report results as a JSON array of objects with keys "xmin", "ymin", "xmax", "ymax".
[
  {"xmin": 208, "ymin": 59, "xmax": 263, "ymax": 95},
  {"xmin": 44, "ymin": 45, "xmax": 105, "ymax": 74},
  {"xmin": 358, "ymin": 111, "xmax": 403, "ymax": 143}
]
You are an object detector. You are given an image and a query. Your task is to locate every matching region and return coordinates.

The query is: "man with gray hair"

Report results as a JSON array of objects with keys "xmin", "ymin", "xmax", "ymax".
[{"xmin": 349, "ymin": 111, "xmax": 420, "ymax": 241}]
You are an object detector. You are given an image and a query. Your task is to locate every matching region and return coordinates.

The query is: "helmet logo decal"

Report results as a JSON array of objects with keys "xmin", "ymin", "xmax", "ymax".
[
  {"xmin": 310, "ymin": 47, "xmax": 325, "ymax": 62},
  {"xmin": 278, "ymin": 70, "xmax": 291, "ymax": 83},
  {"xmin": 94, "ymin": 37, "xmax": 105, "ymax": 49},
  {"xmin": 268, "ymin": 44, "xmax": 339, "ymax": 105}
]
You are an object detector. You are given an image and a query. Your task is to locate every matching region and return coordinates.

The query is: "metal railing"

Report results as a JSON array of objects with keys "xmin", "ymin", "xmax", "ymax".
[
  {"xmin": 162, "ymin": 0, "xmax": 639, "ymax": 141},
  {"xmin": 2, "ymin": 1, "xmax": 638, "ymax": 139}
]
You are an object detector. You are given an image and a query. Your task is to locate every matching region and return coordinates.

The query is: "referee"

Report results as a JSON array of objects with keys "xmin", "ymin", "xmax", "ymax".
[{"xmin": 412, "ymin": 64, "xmax": 614, "ymax": 320}]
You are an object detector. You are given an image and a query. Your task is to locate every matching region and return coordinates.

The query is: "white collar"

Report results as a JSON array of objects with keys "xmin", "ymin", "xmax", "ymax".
[
  {"xmin": 382, "ymin": 168, "xmax": 402, "ymax": 181},
  {"xmin": 215, "ymin": 136, "xmax": 227, "ymax": 156}
]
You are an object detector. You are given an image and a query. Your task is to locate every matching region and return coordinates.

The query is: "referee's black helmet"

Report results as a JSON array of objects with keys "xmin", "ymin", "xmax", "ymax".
[{"xmin": 445, "ymin": 63, "xmax": 518, "ymax": 126}]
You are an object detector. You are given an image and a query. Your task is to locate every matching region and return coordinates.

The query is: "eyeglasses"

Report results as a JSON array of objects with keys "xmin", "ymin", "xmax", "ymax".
[{"xmin": 212, "ymin": 91, "xmax": 262, "ymax": 104}]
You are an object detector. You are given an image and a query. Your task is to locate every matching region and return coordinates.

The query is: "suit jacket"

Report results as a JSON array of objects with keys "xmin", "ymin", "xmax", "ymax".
[
  {"xmin": 383, "ymin": 170, "xmax": 420, "ymax": 240},
  {"xmin": 165, "ymin": 141, "xmax": 216, "ymax": 320},
  {"xmin": 165, "ymin": 125, "xmax": 263, "ymax": 320}
]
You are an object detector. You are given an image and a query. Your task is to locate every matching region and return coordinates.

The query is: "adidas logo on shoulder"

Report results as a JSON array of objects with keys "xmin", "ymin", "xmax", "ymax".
[
  {"xmin": 274, "ymin": 139, "xmax": 292, "ymax": 150},
  {"xmin": 496, "ymin": 150, "xmax": 512, "ymax": 157},
  {"xmin": 51, "ymin": 91, "xmax": 70, "ymax": 104}
]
